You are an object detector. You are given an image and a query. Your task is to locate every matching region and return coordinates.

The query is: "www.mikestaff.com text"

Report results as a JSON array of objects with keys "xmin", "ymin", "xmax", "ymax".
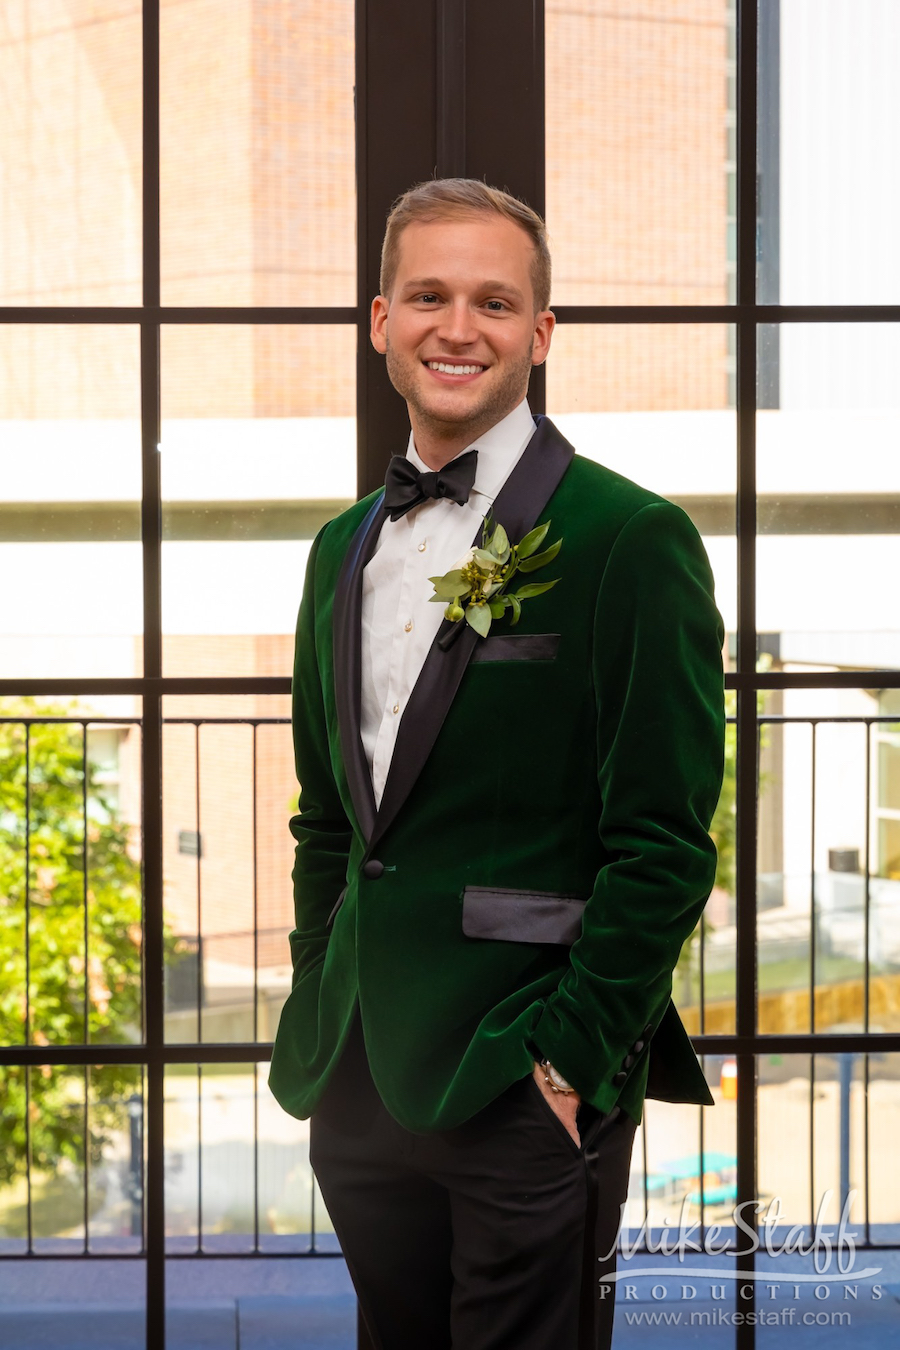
[{"xmin": 621, "ymin": 1308, "xmax": 854, "ymax": 1327}]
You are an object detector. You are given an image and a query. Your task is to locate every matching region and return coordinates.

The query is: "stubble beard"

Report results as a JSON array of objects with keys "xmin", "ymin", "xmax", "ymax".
[{"xmin": 384, "ymin": 335, "xmax": 535, "ymax": 446}]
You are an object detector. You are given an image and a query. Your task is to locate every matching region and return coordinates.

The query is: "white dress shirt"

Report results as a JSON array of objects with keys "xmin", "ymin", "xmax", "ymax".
[{"xmin": 360, "ymin": 399, "xmax": 537, "ymax": 809}]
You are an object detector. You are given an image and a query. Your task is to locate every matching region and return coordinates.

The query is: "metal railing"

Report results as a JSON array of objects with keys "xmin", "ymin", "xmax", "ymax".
[{"xmin": 3, "ymin": 710, "xmax": 900, "ymax": 1268}]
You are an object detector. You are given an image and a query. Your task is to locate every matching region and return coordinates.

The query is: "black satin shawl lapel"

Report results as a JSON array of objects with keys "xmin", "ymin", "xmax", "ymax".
[
  {"xmin": 370, "ymin": 415, "xmax": 576, "ymax": 853},
  {"xmin": 332, "ymin": 493, "xmax": 386, "ymax": 843}
]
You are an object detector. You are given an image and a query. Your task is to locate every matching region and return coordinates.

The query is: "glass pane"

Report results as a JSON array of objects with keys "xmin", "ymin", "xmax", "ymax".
[
  {"xmin": 28, "ymin": 1065, "xmax": 86, "ymax": 1250},
  {"xmin": 759, "ymin": 0, "xmax": 900, "ymax": 304},
  {"xmin": 758, "ymin": 699, "xmax": 900, "ymax": 1037},
  {"xmin": 546, "ymin": 1, "xmax": 734, "ymax": 305},
  {"xmin": 546, "ymin": 324, "xmax": 735, "ymax": 664},
  {"xmin": 682, "ymin": 720, "xmax": 737, "ymax": 1036},
  {"xmin": 197, "ymin": 1062, "xmax": 256, "ymax": 1252},
  {"xmin": 811, "ymin": 723, "xmax": 871, "ymax": 1036},
  {"xmin": 0, "ymin": 3, "xmax": 142, "ymax": 306},
  {"xmin": 164, "ymin": 1063, "xmax": 262, "ymax": 1253},
  {"xmin": 163, "ymin": 1062, "xmax": 353, "ymax": 1338},
  {"xmin": 632, "ymin": 1069, "xmax": 737, "ymax": 1237},
  {"xmin": 0, "ymin": 325, "xmax": 142, "ymax": 680},
  {"xmin": 878, "ymin": 738, "xmax": 900, "ymax": 814},
  {"xmin": 87, "ymin": 1064, "xmax": 144, "ymax": 1253},
  {"xmin": 758, "ymin": 1051, "xmax": 899, "ymax": 1242},
  {"xmin": 256, "ymin": 1063, "xmax": 327, "ymax": 1253},
  {"xmin": 160, "ymin": 1, "xmax": 355, "ymax": 306},
  {"xmin": 757, "ymin": 324, "xmax": 900, "ymax": 671},
  {"xmin": 165, "ymin": 1063, "xmax": 199, "ymax": 1250},
  {"xmin": 758, "ymin": 719, "xmax": 813, "ymax": 1032},
  {"xmin": 162, "ymin": 697, "xmax": 294, "ymax": 1046},
  {"xmin": 0, "ymin": 1065, "xmax": 27, "ymax": 1252},
  {"xmin": 0, "ymin": 711, "xmax": 143, "ymax": 1049},
  {"xmin": 160, "ymin": 324, "xmax": 355, "ymax": 677},
  {"xmin": 758, "ymin": 1053, "xmax": 812, "ymax": 1229},
  {"xmin": 869, "ymin": 1051, "xmax": 900, "ymax": 1232}
]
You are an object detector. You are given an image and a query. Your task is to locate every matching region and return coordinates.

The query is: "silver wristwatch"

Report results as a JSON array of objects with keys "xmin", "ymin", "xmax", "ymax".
[{"xmin": 539, "ymin": 1058, "xmax": 575, "ymax": 1094}]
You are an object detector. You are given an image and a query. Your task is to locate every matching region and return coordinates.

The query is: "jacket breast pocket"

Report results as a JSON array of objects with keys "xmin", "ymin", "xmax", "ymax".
[
  {"xmin": 462, "ymin": 886, "xmax": 586, "ymax": 946},
  {"xmin": 469, "ymin": 633, "xmax": 560, "ymax": 663}
]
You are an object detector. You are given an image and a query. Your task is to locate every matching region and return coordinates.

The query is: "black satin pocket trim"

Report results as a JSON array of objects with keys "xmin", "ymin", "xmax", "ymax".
[
  {"xmin": 469, "ymin": 632, "xmax": 560, "ymax": 663},
  {"xmin": 462, "ymin": 885, "xmax": 586, "ymax": 946}
]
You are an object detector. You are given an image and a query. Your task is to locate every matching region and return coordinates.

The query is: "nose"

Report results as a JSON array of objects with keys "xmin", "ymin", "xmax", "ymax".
[{"xmin": 436, "ymin": 298, "xmax": 477, "ymax": 347}]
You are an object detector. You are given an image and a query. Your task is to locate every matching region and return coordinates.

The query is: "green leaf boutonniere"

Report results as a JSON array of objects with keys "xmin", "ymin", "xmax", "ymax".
[{"xmin": 428, "ymin": 513, "xmax": 563, "ymax": 648}]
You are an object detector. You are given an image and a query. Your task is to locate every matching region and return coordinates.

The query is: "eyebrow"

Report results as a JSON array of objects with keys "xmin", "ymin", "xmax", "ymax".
[{"xmin": 401, "ymin": 277, "xmax": 526, "ymax": 303}]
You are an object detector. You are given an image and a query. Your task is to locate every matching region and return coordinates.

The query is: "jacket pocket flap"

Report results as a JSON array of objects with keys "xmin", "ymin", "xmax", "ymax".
[
  {"xmin": 470, "ymin": 633, "xmax": 560, "ymax": 663},
  {"xmin": 462, "ymin": 886, "xmax": 586, "ymax": 945}
]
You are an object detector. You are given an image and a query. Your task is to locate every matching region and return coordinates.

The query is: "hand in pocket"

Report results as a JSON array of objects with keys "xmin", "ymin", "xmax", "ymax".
[{"xmin": 531, "ymin": 1062, "xmax": 581, "ymax": 1146}]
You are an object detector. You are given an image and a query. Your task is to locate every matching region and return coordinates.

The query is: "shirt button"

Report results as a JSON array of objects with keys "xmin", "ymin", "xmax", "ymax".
[
  {"xmin": 417, "ymin": 540, "xmax": 427, "ymax": 552},
  {"xmin": 404, "ymin": 620, "xmax": 413, "ymax": 632},
  {"xmin": 392, "ymin": 702, "xmax": 400, "ymax": 714}
]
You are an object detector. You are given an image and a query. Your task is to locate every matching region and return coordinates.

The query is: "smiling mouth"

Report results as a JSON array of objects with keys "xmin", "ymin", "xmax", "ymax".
[{"xmin": 424, "ymin": 360, "xmax": 487, "ymax": 376}]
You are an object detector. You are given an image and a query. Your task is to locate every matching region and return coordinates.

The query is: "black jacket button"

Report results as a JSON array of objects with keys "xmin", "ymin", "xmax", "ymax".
[
  {"xmin": 623, "ymin": 1054, "xmax": 634, "ymax": 1069},
  {"xmin": 642, "ymin": 1022, "xmax": 653, "ymax": 1039},
  {"xmin": 633, "ymin": 1040, "xmax": 645, "ymax": 1054},
  {"xmin": 362, "ymin": 859, "xmax": 384, "ymax": 879},
  {"xmin": 613, "ymin": 1070, "xmax": 627, "ymax": 1086}
]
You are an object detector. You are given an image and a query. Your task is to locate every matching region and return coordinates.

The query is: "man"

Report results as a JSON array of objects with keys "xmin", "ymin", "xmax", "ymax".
[{"xmin": 269, "ymin": 178, "xmax": 725, "ymax": 1349}]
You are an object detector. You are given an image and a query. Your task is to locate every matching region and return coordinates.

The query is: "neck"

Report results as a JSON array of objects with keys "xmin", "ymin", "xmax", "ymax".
[
  {"xmin": 413, "ymin": 433, "xmax": 478, "ymax": 472},
  {"xmin": 409, "ymin": 402, "xmax": 521, "ymax": 470}
]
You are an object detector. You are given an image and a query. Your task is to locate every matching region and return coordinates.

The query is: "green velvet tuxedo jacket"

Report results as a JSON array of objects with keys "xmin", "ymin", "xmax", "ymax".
[{"xmin": 268, "ymin": 415, "xmax": 725, "ymax": 1131}]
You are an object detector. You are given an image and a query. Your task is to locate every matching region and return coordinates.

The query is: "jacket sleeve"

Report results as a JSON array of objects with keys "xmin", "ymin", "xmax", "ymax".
[
  {"xmin": 287, "ymin": 525, "xmax": 354, "ymax": 989},
  {"xmin": 530, "ymin": 500, "xmax": 726, "ymax": 1114}
]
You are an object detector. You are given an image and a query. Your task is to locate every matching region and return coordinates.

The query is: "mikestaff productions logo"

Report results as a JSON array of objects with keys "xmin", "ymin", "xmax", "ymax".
[{"xmin": 597, "ymin": 1190, "xmax": 884, "ymax": 1328}]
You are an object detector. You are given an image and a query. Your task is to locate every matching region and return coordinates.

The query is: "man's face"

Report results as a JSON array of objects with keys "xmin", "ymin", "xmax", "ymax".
[{"xmin": 370, "ymin": 215, "xmax": 554, "ymax": 445}]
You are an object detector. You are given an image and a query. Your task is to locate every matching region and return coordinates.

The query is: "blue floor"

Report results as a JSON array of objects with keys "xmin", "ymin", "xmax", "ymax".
[{"xmin": 1, "ymin": 1246, "xmax": 897, "ymax": 1348}]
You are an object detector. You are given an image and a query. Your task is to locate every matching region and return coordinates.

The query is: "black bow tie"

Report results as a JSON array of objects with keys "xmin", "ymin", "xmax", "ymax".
[{"xmin": 382, "ymin": 448, "xmax": 479, "ymax": 521}]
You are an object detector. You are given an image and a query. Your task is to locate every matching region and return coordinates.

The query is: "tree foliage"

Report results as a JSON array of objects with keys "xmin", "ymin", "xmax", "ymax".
[
  {"xmin": 0, "ymin": 700, "xmax": 145, "ymax": 1188},
  {"xmin": 709, "ymin": 688, "xmax": 738, "ymax": 899}
]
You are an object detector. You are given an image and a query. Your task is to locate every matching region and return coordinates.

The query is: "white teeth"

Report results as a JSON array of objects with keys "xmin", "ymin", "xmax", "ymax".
[{"xmin": 427, "ymin": 361, "xmax": 484, "ymax": 375}]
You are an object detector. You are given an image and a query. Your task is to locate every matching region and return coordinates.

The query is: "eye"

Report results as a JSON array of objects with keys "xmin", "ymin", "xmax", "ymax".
[
  {"xmin": 484, "ymin": 299, "xmax": 508, "ymax": 312},
  {"xmin": 418, "ymin": 293, "xmax": 440, "ymax": 304}
]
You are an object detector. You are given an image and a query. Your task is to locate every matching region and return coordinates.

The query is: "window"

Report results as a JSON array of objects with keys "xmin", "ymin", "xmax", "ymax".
[{"xmin": 2, "ymin": 3, "xmax": 898, "ymax": 1345}]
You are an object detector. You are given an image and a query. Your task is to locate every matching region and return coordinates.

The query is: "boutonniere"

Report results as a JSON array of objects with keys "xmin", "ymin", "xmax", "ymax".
[{"xmin": 428, "ymin": 512, "xmax": 562, "ymax": 646}]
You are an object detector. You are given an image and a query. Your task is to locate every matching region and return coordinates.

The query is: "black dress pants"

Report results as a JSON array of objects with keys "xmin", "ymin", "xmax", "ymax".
[{"xmin": 309, "ymin": 1008, "xmax": 638, "ymax": 1350}]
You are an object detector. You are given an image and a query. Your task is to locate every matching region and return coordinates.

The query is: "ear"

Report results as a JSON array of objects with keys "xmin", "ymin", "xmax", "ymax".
[
  {"xmin": 531, "ymin": 309, "xmax": 556, "ymax": 367},
  {"xmin": 370, "ymin": 295, "xmax": 389, "ymax": 354}
]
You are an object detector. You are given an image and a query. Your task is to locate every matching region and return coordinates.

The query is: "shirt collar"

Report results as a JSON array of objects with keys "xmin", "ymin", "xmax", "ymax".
[{"xmin": 405, "ymin": 398, "xmax": 536, "ymax": 505}]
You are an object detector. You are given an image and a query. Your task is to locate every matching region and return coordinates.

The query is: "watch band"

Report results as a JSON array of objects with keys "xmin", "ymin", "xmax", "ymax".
[{"xmin": 539, "ymin": 1058, "xmax": 575, "ymax": 1094}]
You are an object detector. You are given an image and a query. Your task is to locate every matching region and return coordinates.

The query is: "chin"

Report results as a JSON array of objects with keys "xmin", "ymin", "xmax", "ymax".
[{"xmin": 415, "ymin": 394, "xmax": 489, "ymax": 428}]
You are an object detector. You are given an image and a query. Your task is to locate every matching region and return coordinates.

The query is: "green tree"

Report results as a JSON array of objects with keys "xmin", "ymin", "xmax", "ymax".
[
  {"xmin": 708, "ymin": 688, "xmax": 738, "ymax": 899},
  {"xmin": 0, "ymin": 699, "xmax": 145, "ymax": 1189}
]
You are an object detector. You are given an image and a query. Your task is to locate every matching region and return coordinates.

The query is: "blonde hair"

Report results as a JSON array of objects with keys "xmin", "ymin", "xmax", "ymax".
[{"xmin": 380, "ymin": 178, "xmax": 551, "ymax": 313}]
